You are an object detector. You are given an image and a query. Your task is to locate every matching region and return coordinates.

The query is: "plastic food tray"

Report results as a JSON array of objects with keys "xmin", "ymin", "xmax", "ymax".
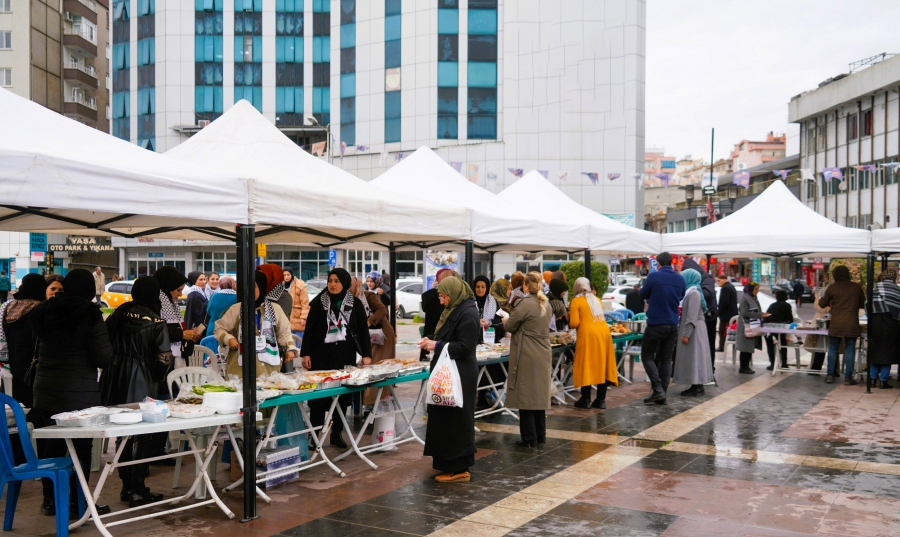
[
  {"xmin": 399, "ymin": 366, "xmax": 425, "ymax": 376},
  {"xmin": 109, "ymin": 412, "xmax": 143, "ymax": 424},
  {"xmin": 54, "ymin": 414, "xmax": 108, "ymax": 428},
  {"xmin": 341, "ymin": 378, "xmax": 373, "ymax": 386},
  {"xmin": 141, "ymin": 412, "xmax": 168, "ymax": 423},
  {"xmin": 170, "ymin": 408, "xmax": 217, "ymax": 419},
  {"xmin": 317, "ymin": 380, "xmax": 342, "ymax": 390}
]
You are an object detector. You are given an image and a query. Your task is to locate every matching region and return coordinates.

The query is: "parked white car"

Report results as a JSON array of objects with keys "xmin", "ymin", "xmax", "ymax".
[
  {"xmin": 395, "ymin": 279, "xmax": 423, "ymax": 319},
  {"xmin": 601, "ymin": 285, "xmax": 634, "ymax": 307}
]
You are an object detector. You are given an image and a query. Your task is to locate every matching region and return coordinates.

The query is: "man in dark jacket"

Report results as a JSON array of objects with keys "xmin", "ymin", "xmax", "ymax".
[
  {"xmin": 638, "ymin": 252, "xmax": 685, "ymax": 404},
  {"xmin": 793, "ymin": 281, "xmax": 805, "ymax": 308},
  {"xmin": 716, "ymin": 274, "xmax": 738, "ymax": 352},
  {"xmin": 819, "ymin": 265, "xmax": 865, "ymax": 385},
  {"xmin": 682, "ymin": 258, "xmax": 719, "ymax": 372},
  {"xmin": 625, "ymin": 284, "xmax": 644, "ymax": 314}
]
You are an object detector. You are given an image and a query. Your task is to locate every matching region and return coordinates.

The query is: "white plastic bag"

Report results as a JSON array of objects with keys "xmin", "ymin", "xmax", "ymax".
[
  {"xmin": 427, "ymin": 344, "xmax": 464, "ymax": 408},
  {"xmin": 370, "ymin": 397, "xmax": 397, "ymax": 451}
]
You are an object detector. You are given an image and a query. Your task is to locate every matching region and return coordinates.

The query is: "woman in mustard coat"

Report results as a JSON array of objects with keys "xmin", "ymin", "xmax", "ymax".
[{"xmin": 569, "ymin": 277, "xmax": 617, "ymax": 409}]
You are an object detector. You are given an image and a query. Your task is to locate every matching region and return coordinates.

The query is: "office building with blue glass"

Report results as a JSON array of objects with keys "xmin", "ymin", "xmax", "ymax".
[{"xmin": 112, "ymin": 0, "xmax": 645, "ymax": 224}]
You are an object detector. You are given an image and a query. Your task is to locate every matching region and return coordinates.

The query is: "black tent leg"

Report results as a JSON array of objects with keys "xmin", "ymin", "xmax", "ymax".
[
  {"xmin": 236, "ymin": 224, "xmax": 258, "ymax": 522},
  {"xmin": 465, "ymin": 240, "xmax": 474, "ymax": 285},
  {"xmin": 389, "ymin": 243, "xmax": 397, "ymax": 330},
  {"xmin": 584, "ymin": 249, "xmax": 592, "ymax": 280}
]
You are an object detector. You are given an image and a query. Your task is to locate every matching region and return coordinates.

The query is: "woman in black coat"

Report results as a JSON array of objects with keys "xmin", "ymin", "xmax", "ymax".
[
  {"xmin": 763, "ymin": 290, "xmax": 794, "ymax": 370},
  {"xmin": 418, "ymin": 276, "xmax": 480, "ymax": 482},
  {"xmin": 31, "ymin": 269, "xmax": 114, "ymax": 517},
  {"xmin": 100, "ymin": 277, "xmax": 171, "ymax": 507},
  {"xmin": 300, "ymin": 268, "xmax": 371, "ymax": 448},
  {"xmin": 183, "ymin": 271, "xmax": 208, "ymax": 332},
  {"xmin": 0, "ymin": 274, "xmax": 47, "ymax": 409}
]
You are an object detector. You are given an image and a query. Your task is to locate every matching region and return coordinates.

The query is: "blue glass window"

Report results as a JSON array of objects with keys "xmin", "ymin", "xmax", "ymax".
[
  {"xmin": 468, "ymin": 62, "xmax": 496, "ymax": 87},
  {"xmin": 437, "ymin": 34, "xmax": 457, "ymax": 61},
  {"xmin": 137, "ymin": 38, "xmax": 155, "ymax": 66},
  {"xmin": 385, "ymin": 40, "xmax": 401, "ymax": 69},
  {"xmin": 437, "ymin": 9, "xmax": 458, "ymax": 34},
  {"xmin": 275, "ymin": 36, "xmax": 303, "ymax": 62},
  {"xmin": 312, "ymin": 0, "xmax": 328, "ymax": 11},
  {"xmin": 113, "ymin": 118, "xmax": 130, "ymax": 140},
  {"xmin": 276, "ymin": 12, "xmax": 303, "ymax": 35},
  {"xmin": 468, "ymin": 35, "xmax": 497, "ymax": 62},
  {"xmin": 341, "ymin": 97, "xmax": 355, "ymax": 117},
  {"xmin": 386, "ymin": 0, "xmax": 401, "ymax": 15},
  {"xmin": 114, "ymin": 43, "xmax": 130, "ymax": 69},
  {"xmin": 438, "ymin": 62, "xmax": 458, "ymax": 87},
  {"xmin": 276, "ymin": 0, "xmax": 302, "ymax": 11},
  {"xmin": 385, "ymin": 91, "xmax": 401, "ymax": 120},
  {"xmin": 467, "ymin": 88, "xmax": 496, "ymax": 114},
  {"xmin": 385, "ymin": 15, "xmax": 401, "ymax": 41},
  {"xmin": 340, "ymin": 73, "xmax": 355, "ymax": 98},
  {"xmin": 468, "ymin": 9, "xmax": 497, "ymax": 34},
  {"xmin": 340, "ymin": 23, "xmax": 355, "ymax": 47},
  {"xmin": 234, "ymin": 86, "xmax": 262, "ymax": 109},
  {"xmin": 113, "ymin": 92, "xmax": 130, "ymax": 118},
  {"xmin": 438, "ymin": 87, "xmax": 457, "ymax": 114},
  {"xmin": 195, "ymin": 86, "xmax": 223, "ymax": 112},
  {"xmin": 467, "ymin": 115, "xmax": 496, "ymax": 139},
  {"xmin": 137, "ymin": 88, "xmax": 156, "ymax": 114},
  {"xmin": 313, "ymin": 87, "xmax": 330, "ymax": 113},
  {"xmin": 313, "ymin": 36, "xmax": 330, "ymax": 62},
  {"xmin": 438, "ymin": 117, "xmax": 458, "ymax": 139},
  {"xmin": 276, "ymin": 87, "xmax": 303, "ymax": 113}
]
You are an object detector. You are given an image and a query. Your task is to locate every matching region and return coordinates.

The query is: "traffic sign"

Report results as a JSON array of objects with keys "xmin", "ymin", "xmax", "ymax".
[
  {"xmin": 328, "ymin": 249, "xmax": 337, "ymax": 267},
  {"xmin": 257, "ymin": 243, "xmax": 267, "ymax": 257}
]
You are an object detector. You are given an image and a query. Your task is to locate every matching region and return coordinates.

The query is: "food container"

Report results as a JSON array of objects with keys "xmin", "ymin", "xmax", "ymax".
[
  {"xmin": 141, "ymin": 412, "xmax": 168, "ymax": 423},
  {"xmin": 341, "ymin": 378, "xmax": 373, "ymax": 386},
  {"xmin": 626, "ymin": 321, "xmax": 646, "ymax": 335},
  {"xmin": 399, "ymin": 365, "xmax": 425, "ymax": 376},
  {"xmin": 283, "ymin": 386, "xmax": 317, "ymax": 395},
  {"xmin": 316, "ymin": 380, "xmax": 342, "ymax": 390},
  {"xmin": 52, "ymin": 407, "xmax": 112, "ymax": 427},
  {"xmin": 202, "ymin": 391, "xmax": 244, "ymax": 414},
  {"xmin": 169, "ymin": 406, "xmax": 217, "ymax": 419},
  {"xmin": 109, "ymin": 412, "xmax": 143, "ymax": 425}
]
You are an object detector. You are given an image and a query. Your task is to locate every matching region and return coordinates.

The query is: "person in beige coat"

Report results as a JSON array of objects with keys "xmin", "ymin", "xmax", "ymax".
[
  {"xmin": 215, "ymin": 269, "xmax": 297, "ymax": 378},
  {"xmin": 93, "ymin": 266, "xmax": 106, "ymax": 305},
  {"xmin": 287, "ymin": 269, "xmax": 310, "ymax": 334},
  {"xmin": 503, "ymin": 272, "xmax": 552, "ymax": 448}
]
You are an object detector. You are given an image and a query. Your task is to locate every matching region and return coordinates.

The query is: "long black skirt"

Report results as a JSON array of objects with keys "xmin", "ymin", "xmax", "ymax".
[
  {"xmin": 433, "ymin": 453, "xmax": 475, "ymax": 473},
  {"xmin": 867, "ymin": 313, "xmax": 900, "ymax": 366}
]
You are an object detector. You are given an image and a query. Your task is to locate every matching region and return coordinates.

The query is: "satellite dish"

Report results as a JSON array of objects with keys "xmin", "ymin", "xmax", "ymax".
[{"xmin": 838, "ymin": 181, "xmax": 848, "ymax": 192}]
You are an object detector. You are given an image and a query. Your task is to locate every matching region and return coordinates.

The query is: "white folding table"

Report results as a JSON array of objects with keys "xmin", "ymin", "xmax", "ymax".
[{"xmin": 33, "ymin": 413, "xmax": 258, "ymax": 537}]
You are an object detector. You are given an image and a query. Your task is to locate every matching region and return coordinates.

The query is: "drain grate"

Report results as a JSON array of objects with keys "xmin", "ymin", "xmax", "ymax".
[{"xmin": 616, "ymin": 438, "xmax": 667, "ymax": 449}]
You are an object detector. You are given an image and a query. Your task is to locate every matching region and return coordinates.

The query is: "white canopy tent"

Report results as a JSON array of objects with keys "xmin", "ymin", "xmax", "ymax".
[
  {"xmin": 497, "ymin": 171, "xmax": 661, "ymax": 255},
  {"xmin": 370, "ymin": 147, "xmax": 589, "ymax": 252},
  {"xmin": 165, "ymin": 101, "xmax": 471, "ymax": 248},
  {"xmin": 871, "ymin": 228, "xmax": 900, "ymax": 253},
  {"xmin": 662, "ymin": 180, "xmax": 871, "ymax": 257},
  {"xmin": 0, "ymin": 88, "xmax": 248, "ymax": 239}
]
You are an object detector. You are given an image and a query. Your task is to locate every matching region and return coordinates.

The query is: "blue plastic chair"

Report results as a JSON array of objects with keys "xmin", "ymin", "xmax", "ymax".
[
  {"xmin": 605, "ymin": 310, "xmax": 628, "ymax": 322},
  {"xmin": 199, "ymin": 335, "xmax": 219, "ymax": 356},
  {"xmin": 0, "ymin": 393, "xmax": 84, "ymax": 536}
]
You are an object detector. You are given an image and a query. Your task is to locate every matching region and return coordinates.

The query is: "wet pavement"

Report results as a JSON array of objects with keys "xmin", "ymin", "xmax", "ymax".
[{"xmin": 5, "ymin": 331, "xmax": 900, "ymax": 537}]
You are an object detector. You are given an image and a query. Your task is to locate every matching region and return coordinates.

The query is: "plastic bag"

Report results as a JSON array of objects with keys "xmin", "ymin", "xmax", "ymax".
[
  {"xmin": 370, "ymin": 397, "xmax": 396, "ymax": 451},
  {"xmin": 274, "ymin": 403, "xmax": 310, "ymax": 460},
  {"xmin": 369, "ymin": 329, "xmax": 386, "ymax": 346},
  {"xmin": 744, "ymin": 319, "xmax": 764, "ymax": 338},
  {"xmin": 427, "ymin": 344, "xmax": 463, "ymax": 408}
]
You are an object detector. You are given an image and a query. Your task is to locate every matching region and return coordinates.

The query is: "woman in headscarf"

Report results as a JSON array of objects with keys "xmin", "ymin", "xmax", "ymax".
[
  {"xmin": 365, "ymin": 270, "xmax": 392, "ymax": 308},
  {"xmin": 673, "ymin": 269, "xmax": 714, "ymax": 396},
  {"xmin": 154, "ymin": 266, "xmax": 200, "ymax": 373},
  {"xmin": 215, "ymin": 267, "xmax": 297, "ymax": 379},
  {"xmin": 417, "ymin": 276, "xmax": 479, "ymax": 482},
  {"xmin": 0, "ymin": 274, "xmax": 47, "ymax": 409},
  {"xmin": 547, "ymin": 279, "xmax": 569, "ymax": 331},
  {"xmin": 490, "ymin": 278, "xmax": 510, "ymax": 310},
  {"xmin": 45, "ymin": 274, "xmax": 64, "ymax": 299},
  {"xmin": 420, "ymin": 268, "xmax": 455, "ymax": 360},
  {"xmin": 473, "ymin": 275, "xmax": 506, "ymax": 340},
  {"xmin": 204, "ymin": 276, "xmax": 236, "ymax": 338},
  {"xmin": 259, "ymin": 264, "xmax": 293, "ymax": 320},
  {"xmin": 31, "ymin": 269, "xmax": 113, "ymax": 517},
  {"xmin": 100, "ymin": 277, "xmax": 170, "ymax": 507},
  {"xmin": 735, "ymin": 281, "xmax": 763, "ymax": 375},
  {"xmin": 569, "ymin": 277, "xmax": 617, "ymax": 409},
  {"xmin": 504, "ymin": 272, "xmax": 553, "ymax": 447},
  {"xmin": 350, "ymin": 277, "xmax": 395, "ymax": 407},
  {"xmin": 203, "ymin": 272, "xmax": 221, "ymax": 301},
  {"xmin": 183, "ymin": 271, "xmax": 208, "ymax": 332},
  {"xmin": 300, "ymin": 268, "xmax": 371, "ymax": 448},
  {"xmin": 868, "ymin": 268, "xmax": 900, "ymax": 389}
]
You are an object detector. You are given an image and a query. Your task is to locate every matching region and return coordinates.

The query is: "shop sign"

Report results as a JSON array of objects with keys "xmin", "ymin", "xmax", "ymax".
[
  {"xmin": 138, "ymin": 238, "xmax": 155, "ymax": 243},
  {"xmin": 30, "ymin": 252, "xmax": 45, "ymax": 262},
  {"xmin": 148, "ymin": 252, "xmax": 164, "ymax": 258},
  {"xmin": 49, "ymin": 236, "xmax": 114, "ymax": 253},
  {"xmin": 812, "ymin": 262, "xmax": 824, "ymax": 270},
  {"xmin": 29, "ymin": 233, "xmax": 47, "ymax": 253}
]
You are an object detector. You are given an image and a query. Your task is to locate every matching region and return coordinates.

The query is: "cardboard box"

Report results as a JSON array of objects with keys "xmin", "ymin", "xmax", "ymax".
[{"xmin": 255, "ymin": 445, "xmax": 302, "ymax": 489}]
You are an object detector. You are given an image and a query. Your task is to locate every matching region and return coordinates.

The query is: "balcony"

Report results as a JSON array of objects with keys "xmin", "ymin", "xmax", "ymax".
[
  {"xmin": 63, "ymin": 0, "xmax": 98, "ymax": 24},
  {"xmin": 63, "ymin": 29, "xmax": 97, "ymax": 57},
  {"xmin": 64, "ymin": 95, "xmax": 98, "ymax": 123},
  {"xmin": 63, "ymin": 62, "xmax": 99, "ymax": 89}
]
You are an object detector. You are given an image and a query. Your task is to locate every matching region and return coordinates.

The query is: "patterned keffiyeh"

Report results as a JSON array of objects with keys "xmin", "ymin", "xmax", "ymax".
[
  {"xmin": 480, "ymin": 294, "xmax": 498, "ymax": 321},
  {"xmin": 236, "ymin": 299, "xmax": 280, "ymax": 365},
  {"xmin": 321, "ymin": 291, "xmax": 355, "ymax": 343},
  {"xmin": 158, "ymin": 291, "xmax": 183, "ymax": 324},
  {"xmin": 0, "ymin": 299, "xmax": 40, "ymax": 361},
  {"xmin": 266, "ymin": 282, "xmax": 285, "ymax": 303},
  {"xmin": 202, "ymin": 284, "xmax": 216, "ymax": 301},
  {"xmin": 872, "ymin": 281, "xmax": 900, "ymax": 320}
]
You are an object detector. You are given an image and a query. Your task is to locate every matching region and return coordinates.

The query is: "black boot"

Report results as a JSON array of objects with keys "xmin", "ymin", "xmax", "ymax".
[
  {"xmin": 590, "ymin": 399, "xmax": 606, "ymax": 409},
  {"xmin": 680, "ymin": 385, "xmax": 701, "ymax": 396},
  {"xmin": 330, "ymin": 429, "xmax": 348, "ymax": 449},
  {"xmin": 128, "ymin": 488, "xmax": 164, "ymax": 508},
  {"xmin": 882, "ymin": 380, "xmax": 894, "ymax": 389},
  {"xmin": 573, "ymin": 397, "xmax": 591, "ymax": 409},
  {"xmin": 643, "ymin": 384, "xmax": 666, "ymax": 405},
  {"xmin": 40, "ymin": 497, "xmax": 54, "ymax": 516}
]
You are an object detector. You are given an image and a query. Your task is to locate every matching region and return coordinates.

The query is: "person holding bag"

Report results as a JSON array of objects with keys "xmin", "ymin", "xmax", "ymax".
[
  {"xmin": 99, "ymin": 277, "xmax": 171, "ymax": 507},
  {"xmin": 503, "ymin": 272, "xmax": 553, "ymax": 447},
  {"xmin": 300, "ymin": 268, "xmax": 371, "ymax": 449},
  {"xmin": 736, "ymin": 282, "xmax": 763, "ymax": 374},
  {"xmin": 417, "ymin": 276, "xmax": 479, "ymax": 482}
]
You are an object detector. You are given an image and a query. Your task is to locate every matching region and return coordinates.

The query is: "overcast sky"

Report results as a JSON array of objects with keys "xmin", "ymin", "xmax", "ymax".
[{"xmin": 646, "ymin": 0, "xmax": 900, "ymax": 162}]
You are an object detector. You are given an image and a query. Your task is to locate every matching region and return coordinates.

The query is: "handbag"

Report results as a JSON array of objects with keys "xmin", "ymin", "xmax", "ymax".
[
  {"xmin": 744, "ymin": 318, "xmax": 764, "ymax": 338},
  {"xmin": 23, "ymin": 340, "xmax": 38, "ymax": 389},
  {"xmin": 346, "ymin": 313, "xmax": 365, "ymax": 356}
]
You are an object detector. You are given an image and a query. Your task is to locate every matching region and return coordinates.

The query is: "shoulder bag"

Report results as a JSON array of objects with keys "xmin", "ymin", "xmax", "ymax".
[{"xmin": 23, "ymin": 339, "xmax": 38, "ymax": 389}]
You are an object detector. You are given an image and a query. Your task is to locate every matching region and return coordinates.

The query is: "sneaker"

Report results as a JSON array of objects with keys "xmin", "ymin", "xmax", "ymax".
[
  {"xmin": 844, "ymin": 378, "xmax": 858, "ymax": 386},
  {"xmin": 435, "ymin": 471, "xmax": 471, "ymax": 483},
  {"xmin": 824, "ymin": 375, "xmax": 834, "ymax": 384}
]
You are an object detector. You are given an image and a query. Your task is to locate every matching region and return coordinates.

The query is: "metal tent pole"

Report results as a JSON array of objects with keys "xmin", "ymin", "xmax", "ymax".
[
  {"xmin": 464, "ymin": 240, "xmax": 474, "ymax": 285},
  {"xmin": 489, "ymin": 251, "xmax": 495, "ymax": 280},
  {"xmin": 389, "ymin": 243, "xmax": 397, "ymax": 330},
  {"xmin": 866, "ymin": 252, "xmax": 875, "ymax": 390},
  {"xmin": 584, "ymin": 248, "xmax": 592, "ymax": 280},
  {"xmin": 236, "ymin": 224, "xmax": 258, "ymax": 522}
]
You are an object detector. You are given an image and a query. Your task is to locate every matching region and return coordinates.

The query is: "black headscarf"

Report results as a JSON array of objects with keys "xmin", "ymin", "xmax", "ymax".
[
  {"xmin": 154, "ymin": 266, "xmax": 187, "ymax": 294},
  {"xmin": 473, "ymin": 275, "xmax": 491, "ymax": 310},
  {"xmin": 13, "ymin": 273, "xmax": 48, "ymax": 301},
  {"xmin": 131, "ymin": 276, "xmax": 162, "ymax": 315},
  {"xmin": 283, "ymin": 267, "xmax": 294, "ymax": 286},
  {"xmin": 326, "ymin": 268, "xmax": 352, "ymax": 314},
  {"xmin": 832, "ymin": 265, "xmax": 851, "ymax": 283},
  {"xmin": 549, "ymin": 279, "xmax": 568, "ymax": 301},
  {"xmin": 62, "ymin": 269, "xmax": 96, "ymax": 300},
  {"xmin": 186, "ymin": 271, "xmax": 204, "ymax": 287},
  {"xmin": 254, "ymin": 270, "xmax": 268, "ymax": 309}
]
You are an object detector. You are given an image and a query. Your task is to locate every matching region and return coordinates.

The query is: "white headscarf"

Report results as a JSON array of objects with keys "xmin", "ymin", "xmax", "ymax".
[{"xmin": 574, "ymin": 277, "xmax": 604, "ymax": 321}]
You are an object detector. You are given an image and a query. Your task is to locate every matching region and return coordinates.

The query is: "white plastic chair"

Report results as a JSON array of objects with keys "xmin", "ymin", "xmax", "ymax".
[
  {"xmin": 291, "ymin": 334, "xmax": 302, "ymax": 369},
  {"xmin": 190, "ymin": 345, "xmax": 221, "ymax": 376},
  {"xmin": 723, "ymin": 315, "xmax": 739, "ymax": 365},
  {"xmin": 166, "ymin": 367, "xmax": 219, "ymax": 494}
]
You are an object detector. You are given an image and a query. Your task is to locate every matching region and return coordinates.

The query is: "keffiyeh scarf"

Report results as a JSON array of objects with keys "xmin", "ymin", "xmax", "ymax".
[
  {"xmin": 480, "ymin": 294, "xmax": 498, "ymax": 321},
  {"xmin": 236, "ymin": 299, "xmax": 280, "ymax": 365},
  {"xmin": 266, "ymin": 282, "xmax": 285, "ymax": 303},
  {"xmin": 0, "ymin": 299, "xmax": 40, "ymax": 361},
  {"xmin": 321, "ymin": 291, "xmax": 355, "ymax": 343},
  {"xmin": 872, "ymin": 281, "xmax": 900, "ymax": 320},
  {"xmin": 202, "ymin": 284, "xmax": 216, "ymax": 300},
  {"xmin": 158, "ymin": 291, "xmax": 183, "ymax": 324}
]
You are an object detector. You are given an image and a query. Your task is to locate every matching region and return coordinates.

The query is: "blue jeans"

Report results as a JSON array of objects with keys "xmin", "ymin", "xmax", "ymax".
[
  {"xmin": 827, "ymin": 337, "xmax": 856, "ymax": 378},
  {"xmin": 870, "ymin": 364, "xmax": 891, "ymax": 382}
]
